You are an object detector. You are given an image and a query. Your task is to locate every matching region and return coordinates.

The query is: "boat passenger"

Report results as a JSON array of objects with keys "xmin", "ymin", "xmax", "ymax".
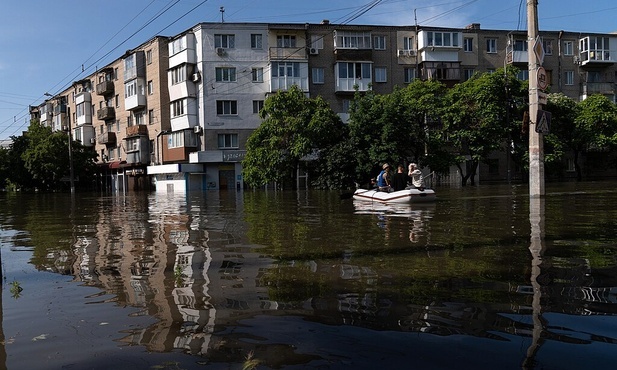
[
  {"xmin": 376, "ymin": 163, "xmax": 392, "ymax": 192},
  {"xmin": 408, "ymin": 163, "xmax": 424, "ymax": 191},
  {"xmin": 392, "ymin": 164, "xmax": 408, "ymax": 191}
]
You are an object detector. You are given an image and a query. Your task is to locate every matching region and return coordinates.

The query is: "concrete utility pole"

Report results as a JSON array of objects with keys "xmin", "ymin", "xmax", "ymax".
[{"xmin": 527, "ymin": 0, "xmax": 545, "ymax": 197}]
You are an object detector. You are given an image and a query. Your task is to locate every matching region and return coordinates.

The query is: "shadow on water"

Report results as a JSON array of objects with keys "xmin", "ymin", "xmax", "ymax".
[{"xmin": 0, "ymin": 182, "xmax": 617, "ymax": 369}]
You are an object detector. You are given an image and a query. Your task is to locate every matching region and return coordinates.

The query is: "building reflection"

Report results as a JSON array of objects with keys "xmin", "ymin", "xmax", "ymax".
[{"xmin": 28, "ymin": 193, "xmax": 617, "ymax": 366}]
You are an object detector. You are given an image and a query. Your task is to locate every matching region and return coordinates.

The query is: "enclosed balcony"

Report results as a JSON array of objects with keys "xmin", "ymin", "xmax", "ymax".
[
  {"xmin": 97, "ymin": 106, "xmax": 116, "ymax": 121},
  {"xmin": 98, "ymin": 132, "xmax": 117, "ymax": 146},
  {"xmin": 579, "ymin": 36, "xmax": 615, "ymax": 66},
  {"xmin": 96, "ymin": 80, "xmax": 114, "ymax": 96}
]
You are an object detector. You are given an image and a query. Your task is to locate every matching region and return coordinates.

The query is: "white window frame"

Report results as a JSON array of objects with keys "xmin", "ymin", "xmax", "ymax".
[
  {"xmin": 251, "ymin": 68, "xmax": 264, "ymax": 82},
  {"xmin": 214, "ymin": 34, "xmax": 235, "ymax": 49},
  {"xmin": 218, "ymin": 133, "xmax": 238, "ymax": 149},
  {"xmin": 277, "ymin": 35, "xmax": 296, "ymax": 48},
  {"xmin": 215, "ymin": 67, "xmax": 237, "ymax": 82},
  {"xmin": 168, "ymin": 131, "xmax": 184, "ymax": 149},
  {"xmin": 170, "ymin": 65, "xmax": 187, "ymax": 85},
  {"xmin": 251, "ymin": 34, "xmax": 263, "ymax": 49},
  {"xmin": 404, "ymin": 67, "xmax": 415, "ymax": 83},
  {"xmin": 463, "ymin": 37, "xmax": 473, "ymax": 52},
  {"xmin": 312, "ymin": 67, "xmax": 324, "ymax": 84},
  {"xmin": 564, "ymin": 70, "xmax": 574, "ymax": 85},
  {"xmin": 335, "ymin": 31, "xmax": 372, "ymax": 49},
  {"xmin": 310, "ymin": 35, "xmax": 324, "ymax": 50},
  {"xmin": 486, "ymin": 38, "xmax": 497, "ymax": 53},
  {"xmin": 216, "ymin": 100, "xmax": 238, "ymax": 116},
  {"xmin": 171, "ymin": 99, "xmax": 185, "ymax": 118},
  {"xmin": 427, "ymin": 31, "xmax": 459, "ymax": 47},
  {"xmin": 403, "ymin": 36, "xmax": 414, "ymax": 51},
  {"xmin": 373, "ymin": 35, "xmax": 386, "ymax": 50},
  {"xmin": 252, "ymin": 100, "xmax": 264, "ymax": 114},
  {"xmin": 374, "ymin": 67, "xmax": 387, "ymax": 83},
  {"xmin": 563, "ymin": 40, "xmax": 574, "ymax": 56}
]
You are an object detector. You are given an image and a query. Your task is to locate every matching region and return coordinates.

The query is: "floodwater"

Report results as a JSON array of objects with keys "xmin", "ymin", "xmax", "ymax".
[{"xmin": 1, "ymin": 181, "xmax": 617, "ymax": 370}]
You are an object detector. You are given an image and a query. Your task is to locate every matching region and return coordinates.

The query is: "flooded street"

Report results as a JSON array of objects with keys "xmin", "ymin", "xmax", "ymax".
[{"xmin": 1, "ymin": 181, "xmax": 617, "ymax": 369}]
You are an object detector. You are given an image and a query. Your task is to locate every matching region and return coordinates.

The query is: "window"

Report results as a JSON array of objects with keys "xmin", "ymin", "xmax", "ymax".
[
  {"xmin": 252, "ymin": 100, "xmax": 264, "ymax": 114},
  {"xmin": 127, "ymin": 115, "xmax": 133, "ymax": 127},
  {"xmin": 277, "ymin": 35, "xmax": 296, "ymax": 48},
  {"xmin": 310, "ymin": 35, "xmax": 324, "ymax": 49},
  {"xmin": 218, "ymin": 133, "xmax": 238, "ymax": 149},
  {"xmin": 563, "ymin": 40, "xmax": 574, "ymax": 56},
  {"xmin": 312, "ymin": 67, "xmax": 324, "ymax": 84},
  {"xmin": 486, "ymin": 38, "xmax": 497, "ymax": 53},
  {"xmin": 147, "ymin": 80, "xmax": 153, "ymax": 95},
  {"xmin": 374, "ymin": 35, "xmax": 386, "ymax": 50},
  {"xmin": 403, "ymin": 36, "xmax": 414, "ymax": 51},
  {"xmin": 338, "ymin": 62, "xmax": 371, "ymax": 79},
  {"xmin": 543, "ymin": 39, "xmax": 553, "ymax": 55},
  {"xmin": 216, "ymin": 100, "xmax": 238, "ymax": 115},
  {"xmin": 115, "ymin": 95, "xmax": 119, "ymax": 107},
  {"xmin": 342, "ymin": 99, "xmax": 351, "ymax": 113},
  {"xmin": 564, "ymin": 70, "xmax": 574, "ymax": 85},
  {"xmin": 463, "ymin": 68, "xmax": 475, "ymax": 81},
  {"xmin": 251, "ymin": 68, "xmax": 264, "ymax": 82},
  {"xmin": 215, "ymin": 67, "xmax": 237, "ymax": 82},
  {"xmin": 513, "ymin": 39, "xmax": 527, "ymax": 51},
  {"xmin": 374, "ymin": 67, "xmax": 387, "ymax": 83},
  {"xmin": 463, "ymin": 37, "xmax": 473, "ymax": 52},
  {"xmin": 148, "ymin": 109, "xmax": 154, "ymax": 125},
  {"xmin": 134, "ymin": 111, "xmax": 144, "ymax": 126},
  {"xmin": 170, "ymin": 37, "xmax": 186, "ymax": 55},
  {"xmin": 404, "ymin": 68, "xmax": 415, "ymax": 83},
  {"xmin": 335, "ymin": 31, "xmax": 372, "ymax": 49},
  {"xmin": 168, "ymin": 132, "xmax": 184, "ymax": 149},
  {"xmin": 170, "ymin": 65, "xmax": 187, "ymax": 85},
  {"xmin": 214, "ymin": 34, "xmax": 235, "ymax": 48},
  {"xmin": 272, "ymin": 62, "xmax": 301, "ymax": 77},
  {"xmin": 146, "ymin": 49, "xmax": 152, "ymax": 64},
  {"xmin": 487, "ymin": 68, "xmax": 496, "ymax": 74},
  {"xmin": 426, "ymin": 31, "xmax": 459, "ymax": 47},
  {"xmin": 126, "ymin": 137, "xmax": 139, "ymax": 152},
  {"xmin": 125, "ymin": 80, "xmax": 137, "ymax": 97},
  {"xmin": 171, "ymin": 100, "xmax": 185, "ymax": 118},
  {"xmin": 251, "ymin": 34, "xmax": 263, "ymax": 49},
  {"xmin": 517, "ymin": 70, "xmax": 529, "ymax": 81}
]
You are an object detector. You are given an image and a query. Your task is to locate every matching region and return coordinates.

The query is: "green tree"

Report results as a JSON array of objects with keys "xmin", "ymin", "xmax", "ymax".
[
  {"xmin": 544, "ymin": 93, "xmax": 576, "ymax": 178},
  {"xmin": 441, "ymin": 68, "xmax": 526, "ymax": 186},
  {"xmin": 347, "ymin": 80, "xmax": 447, "ymax": 184},
  {"xmin": 243, "ymin": 85, "xmax": 345, "ymax": 189}
]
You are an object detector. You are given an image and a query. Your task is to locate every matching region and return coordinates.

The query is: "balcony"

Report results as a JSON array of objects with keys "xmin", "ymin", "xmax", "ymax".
[
  {"xmin": 579, "ymin": 36, "xmax": 615, "ymax": 67},
  {"xmin": 269, "ymin": 47, "xmax": 307, "ymax": 60},
  {"xmin": 98, "ymin": 132, "xmax": 117, "ymax": 146},
  {"xmin": 96, "ymin": 80, "xmax": 114, "ymax": 96},
  {"xmin": 583, "ymin": 82, "xmax": 615, "ymax": 96},
  {"xmin": 97, "ymin": 106, "xmax": 116, "ymax": 121},
  {"xmin": 126, "ymin": 124, "xmax": 148, "ymax": 138}
]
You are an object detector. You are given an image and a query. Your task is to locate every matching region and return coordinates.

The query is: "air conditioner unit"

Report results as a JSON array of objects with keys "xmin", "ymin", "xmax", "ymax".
[
  {"xmin": 398, "ymin": 49, "xmax": 407, "ymax": 57},
  {"xmin": 216, "ymin": 47, "xmax": 225, "ymax": 56},
  {"xmin": 309, "ymin": 47, "xmax": 319, "ymax": 55},
  {"xmin": 408, "ymin": 50, "xmax": 416, "ymax": 56},
  {"xmin": 192, "ymin": 72, "xmax": 201, "ymax": 82},
  {"xmin": 90, "ymin": 138, "xmax": 96, "ymax": 144},
  {"xmin": 193, "ymin": 125, "xmax": 203, "ymax": 134}
]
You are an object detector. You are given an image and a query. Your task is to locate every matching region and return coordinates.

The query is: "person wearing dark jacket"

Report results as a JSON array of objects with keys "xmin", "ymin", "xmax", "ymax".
[{"xmin": 391, "ymin": 164, "xmax": 409, "ymax": 191}]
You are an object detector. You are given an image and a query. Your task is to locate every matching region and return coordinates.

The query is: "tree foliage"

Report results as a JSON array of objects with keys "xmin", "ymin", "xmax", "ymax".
[
  {"xmin": 441, "ymin": 67, "xmax": 527, "ymax": 185},
  {"xmin": 243, "ymin": 85, "xmax": 346, "ymax": 189}
]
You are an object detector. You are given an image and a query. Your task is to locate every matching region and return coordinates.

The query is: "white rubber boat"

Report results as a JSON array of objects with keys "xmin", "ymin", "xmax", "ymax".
[{"xmin": 352, "ymin": 187, "xmax": 436, "ymax": 204}]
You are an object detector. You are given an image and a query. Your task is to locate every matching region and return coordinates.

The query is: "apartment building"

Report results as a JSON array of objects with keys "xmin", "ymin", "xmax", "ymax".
[{"xmin": 33, "ymin": 22, "xmax": 617, "ymax": 192}]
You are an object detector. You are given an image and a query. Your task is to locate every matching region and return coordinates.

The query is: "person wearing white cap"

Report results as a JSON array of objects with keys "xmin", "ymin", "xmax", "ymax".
[{"xmin": 376, "ymin": 163, "xmax": 391, "ymax": 191}]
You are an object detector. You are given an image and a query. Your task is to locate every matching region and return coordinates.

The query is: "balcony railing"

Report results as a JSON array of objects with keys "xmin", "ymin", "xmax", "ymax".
[
  {"xmin": 96, "ymin": 80, "xmax": 114, "ymax": 96},
  {"xmin": 96, "ymin": 106, "xmax": 116, "ymax": 121},
  {"xmin": 583, "ymin": 82, "xmax": 616, "ymax": 95},
  {"xmin": 97, "ymin": 132, "xmax": 117, "ymax": 146},
  {"xmin": 126, "ymin": 124, "xmax": 148, "ymax": 137},
  {"xmin": 269, "ymin": 47, "xmax": 307, "ymax": 60}
]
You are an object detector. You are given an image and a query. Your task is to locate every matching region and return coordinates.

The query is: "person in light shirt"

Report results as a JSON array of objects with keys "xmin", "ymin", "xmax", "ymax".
[{"xmin": 408, "ymin": 163, "xmax": 424, "ymax": 190}]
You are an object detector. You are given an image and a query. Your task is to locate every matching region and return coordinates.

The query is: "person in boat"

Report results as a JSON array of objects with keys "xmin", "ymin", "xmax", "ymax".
[
  {"xmin": 408, "ymin": 163, "xmax": 425, "ymax": 191},
  {"xmin": 392, "ymin": 164, "xmax": 409, "ymax": 192},
  {"xmin": 376, "ymin": 163, "xmax": 392, "ymax": 191}
]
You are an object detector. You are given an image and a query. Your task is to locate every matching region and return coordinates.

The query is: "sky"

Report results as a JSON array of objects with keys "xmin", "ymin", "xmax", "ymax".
[{"xmin": 1, "ymin": 0, "xmax": 616, "ymax": 141}]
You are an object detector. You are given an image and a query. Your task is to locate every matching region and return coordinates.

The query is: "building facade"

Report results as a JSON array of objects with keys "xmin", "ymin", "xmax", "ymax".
[{"xmin": 32, "ymin": 22, "xmax": 617, "ymax": 192}]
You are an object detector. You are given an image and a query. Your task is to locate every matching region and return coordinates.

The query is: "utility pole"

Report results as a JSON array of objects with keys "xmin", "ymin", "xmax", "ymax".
[{"xmin": 527, "ymin": 0, "xmax": 545, "ymax": 197}]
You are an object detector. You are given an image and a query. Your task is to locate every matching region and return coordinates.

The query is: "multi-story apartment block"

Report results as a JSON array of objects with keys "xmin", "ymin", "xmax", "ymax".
[{"xmin": 32, "ymin": 22, "xmax": 617, "ymax": 192}]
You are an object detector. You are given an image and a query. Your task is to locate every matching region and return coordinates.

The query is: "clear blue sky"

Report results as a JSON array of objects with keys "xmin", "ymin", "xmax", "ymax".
[{"xmin": 1, "ymin": 0, "xmax": 616, "ymax": 141}]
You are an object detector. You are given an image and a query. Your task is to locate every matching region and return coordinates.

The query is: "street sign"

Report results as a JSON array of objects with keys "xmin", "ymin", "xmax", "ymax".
[
  {"xmin": 533, "ymin": 36, "xmax": 545, "ymax": 65},
  {"xmin": 538, "ymin": 91, "xmax": 547, "ymax": 105},
  {"xmin": 536, "ymin": 110, "xmax": 551, "ymax": 134},
  {"xmin": 537, "ymin": 66, "xmax": 548, "ymax": 90}
]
